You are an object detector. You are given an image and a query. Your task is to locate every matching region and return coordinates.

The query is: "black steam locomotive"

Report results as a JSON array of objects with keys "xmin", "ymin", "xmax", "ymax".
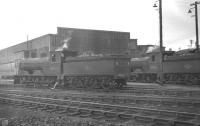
[{"xmin": 0, "ymin": 27, "xmax": 130, "ymax": 89}]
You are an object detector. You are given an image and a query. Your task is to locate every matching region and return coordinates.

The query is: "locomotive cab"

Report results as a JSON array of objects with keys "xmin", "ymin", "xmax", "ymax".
[{"xmin": 114, "ymin": 56, "xmax": 130, "ymax": 84}]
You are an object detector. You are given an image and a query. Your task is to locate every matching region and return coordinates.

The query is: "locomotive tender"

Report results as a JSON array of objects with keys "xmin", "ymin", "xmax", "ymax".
[{"xmin": 0, "ymin": 27, "xmax": 130, "ymax": 89}]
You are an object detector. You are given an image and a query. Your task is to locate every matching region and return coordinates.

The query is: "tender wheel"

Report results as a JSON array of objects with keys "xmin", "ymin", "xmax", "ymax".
[{"xmin": 101, "ymin": 77, "xmax": 110, "ymax": 89}]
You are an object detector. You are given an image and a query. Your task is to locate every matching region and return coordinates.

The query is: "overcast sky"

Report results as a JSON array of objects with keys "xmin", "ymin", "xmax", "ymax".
[{"xmin": 0, "ymin": 0, "xmax": 197, "ymax": 51}]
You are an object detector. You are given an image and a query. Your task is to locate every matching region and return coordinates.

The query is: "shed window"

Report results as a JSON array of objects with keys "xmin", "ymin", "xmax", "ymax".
[
  {"xmin": 40, "ymin": 53, "xmax": 47, "ymax": 57},
  {"xmin": 31, "ymin": 52, "xmax": 37, "ymax": 58}
]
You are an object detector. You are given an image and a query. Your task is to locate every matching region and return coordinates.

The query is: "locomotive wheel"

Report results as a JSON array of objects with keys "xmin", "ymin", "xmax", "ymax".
[
  {"xmin": 101, "ymin": 80, "xmax": 109, "ymax": 89},
  {"xmin": 101, "ymin": 82, "xmax": 109, "ymax": 89},
  {"xmin": 64, "ymin": 77, "xmax": 72, "ymax": 88},
  {"xmin": 72, "ymin": 78, "xmax": 79, "ymax": 88},
  {"xmin": 77, "ymin": 78, "xmax": 84, "ymax": 88},
  {"xmin": 92, "ymin": 78, "xmax": 102, "ymax": 89},
  {"xmin": 85, "ymin": 78, "xmax": 96, "ymax": 89},
  {"xmin": 115, "ymin": 79, "xmax": 125, "ymax": 89},
  {"xmin": 101, "ymin": 79, "xmax": 115, "ymax": 89},
  {"xmin": 101, "ymin": 77, "xmax": 110, "ymax": 89},
  {"xmin": 82, "ymin": 77, "xmax": 89, "ymax": 88},
  {"xmin": 92, "ymin": 79, "xmax": 98, "ymax": 89}
]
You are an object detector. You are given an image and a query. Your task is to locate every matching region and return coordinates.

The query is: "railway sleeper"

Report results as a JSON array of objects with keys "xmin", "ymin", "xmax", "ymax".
[
  {"xmin": 189, "ymin": 92, "xmax": 200, "ymax": 97},
  {"xmin": 135, "ymin": 99, "xmax": 149, "ymax": 105},
  {"xmin": 118, "ymin": 113, "xmax": 133, "ymax": 120},
  {"xmin": 175, "ymin": 113, "xmax": 196, "ymax": 122},
  {"xmin": 141, "ymin": 109, "xmax": 161, "ymax": 117},
  {"xmin": 101, "ymin": 106, "xmax": 114, "ymax": 111},
  {"xmin": 157, "ymin": 111, "xmax": 177, "ymax": 120},
  {"xmin": 57, "ymin": 109, "xmax": 69, "ymax": 114},
  {"xmin": 147, "ymin": 100, "xmax": 162, "ymax": 107},
  {"xmin": 173, "ymin": 120, "xmax": 198, "ymax": 126},
  {"xmin": 28, "ymin": 105, "xmax": 38, "ymax": 110},
  {"xmin": 193, "ymin": 102, "xmax": 200, "ymax": 108},
  {"xmin": 89, "ymin": 111, "xmax": 103, "ymax": 120},
  {"xmin": 104, "ymin": 112, "xmax": 118, "ymax": 120},
  {"xmin": 88, "ymin": 104, "xmax": 102, "ymax": 110},
  {"xmin": 43, "ymin": 105, "xmax": 57, "ymax": 111},
  {"xmin": 175, "ymin": 91, "xmax": 189, "ymax": 97},
  {"xmin": 154, "ymin": 90, "xmax": 164, "ymax": 96},
  {"xmin": 164, "ymin": 91, "xmax": 177, "ymax": 97},
  {"xmin": 139, "ymin": 115, "xmax": 173, "ymax": 125},
  {"xmin": 123, "ymin": 99, "xmax": 135, "ymax": 104},
  {"xmin": 125, "ymin": 108, "xmax": 142, "ymax": 115},
  {"xmin": 21, "ymin": 102, "xmax": 32, "ymax": 108},
  {"xmin": 37, "ymin": 105, "xmax": 48, "ymax": 111},
  {"xmin": 78, "ymin": 108, "xmax": 92, "ymax": 118},
  {"xmin": 65, "ymin": 107, "xmax": 80, "ymax": 116},
  {"xmin": 112, "ymin": 107, "xmax": 127, "ymax": 113},
  {"xmin": 68, "ymin": 101, "xmax": 81, "ymax": 107},
  {"xmin": 161, "ymin": 101, "xmax": 178, "ymax": 108},
  {"xmin": 15, "ymin": 101, "xmax": 24, "ymax": 106},
  {"xmin": 189, "ymin": 115, "xmax": 200, "ymax": 123},
  {"xmin": 134, "ymin": 115, "xmax": 154, "ymax": 124},
  {"xmin": 46, "ymin": 108, "xmax": 59, "ymax": 113},
  {"xmin": 153, "ymin": 118, "xmax": 175, "ymax": 126},
  {"xmin": 3, "ymin": 99, "xmax": 10, "ymax": 104},
  {"xmin": 177, "ymin": 101, "xmax": 194, "ymax": 108}
]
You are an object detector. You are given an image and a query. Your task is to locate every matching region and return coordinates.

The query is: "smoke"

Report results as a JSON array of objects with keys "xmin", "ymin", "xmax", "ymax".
[
  {"xmin": 62, "ymin": 37, "xmax": 72, "ymax": 49},
  {"xmin": 55, "ymin": 30, "xmax": 73, "ymax": 51},
  {"xmin": 146, "ymin": 45, "xmax": 160, "ymax": 53},
  {"xmin": 62, "ymin": 30, "xmax": 73, "ymax": 49}
]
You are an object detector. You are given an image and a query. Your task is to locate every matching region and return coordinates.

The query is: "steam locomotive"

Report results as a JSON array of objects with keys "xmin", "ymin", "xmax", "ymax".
[
  {"xmin": 0, "ymin": 27, "xmax": 130, "ymax": 89},
  {"xmin": 13, "ymin": 50, "xmax": 130, "ymax": 89},
  {"xmin": 130, "ymin": 49, "xmax": 200, "ymax": 85}
]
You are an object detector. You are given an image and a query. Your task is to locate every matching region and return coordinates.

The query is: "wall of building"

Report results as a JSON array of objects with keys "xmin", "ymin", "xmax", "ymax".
[
  {"xmin": 0, "ymin": 43, "xmax": 27, "ymax": 64},
  {"xmin": 25, "ymin": 34, "xmax": 51, "ymax": 59},
  {"xmin": 0, "ymin": 34, "xmax": 51, "ymax": 64}
]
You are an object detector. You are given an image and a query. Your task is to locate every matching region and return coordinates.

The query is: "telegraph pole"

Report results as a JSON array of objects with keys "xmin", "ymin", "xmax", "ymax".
[
  {"xmin": 194, "ymin": 1, "xmax": 199, "ymax": 52},
  {"xmin": 189, "ymin": 1, "xmax": 200, "ymax": 52},
  {"xmin": 153, "ymin": 0, "xmax": 164, "ymax": 84},
  {"xmin": 159, "ymin": 0, "xmax": 163, "ymax": 55},
  {"xmin": 159, "ymin": 0, "xmax": 164, "ymax": 84}
]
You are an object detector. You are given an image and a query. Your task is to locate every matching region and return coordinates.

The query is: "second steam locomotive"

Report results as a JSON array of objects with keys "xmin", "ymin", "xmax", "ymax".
[{"xmin": 129, "ymin": 47, "xmax": 200, "ymax": 85}]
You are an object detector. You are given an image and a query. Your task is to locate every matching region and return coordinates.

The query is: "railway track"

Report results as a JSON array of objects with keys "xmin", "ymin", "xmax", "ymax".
[
  {"xmin": 121, "ymin": 85, "xmax": 200, "ymax": 97},
  {"xmin": 0, "ymin": 91, "xmax": 200, "ymax": 126},
  {"xmin": 1, "ymin": 89, "xmax": 200, "ymax": 113},
  {"xmin": 1, "ymin": 82, "xmax": 200, "ymax": 98}
]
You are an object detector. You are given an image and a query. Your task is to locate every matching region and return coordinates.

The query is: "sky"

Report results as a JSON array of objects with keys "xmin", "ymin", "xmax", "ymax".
[{"xmin": 0, "ymin": 0, "xmax": 197, "ymax": 51}]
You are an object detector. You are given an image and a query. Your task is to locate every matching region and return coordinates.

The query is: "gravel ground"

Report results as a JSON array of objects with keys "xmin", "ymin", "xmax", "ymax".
[{"xmin": 0, "ymin": 104, "xmax": 148, "ymax": 126}]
